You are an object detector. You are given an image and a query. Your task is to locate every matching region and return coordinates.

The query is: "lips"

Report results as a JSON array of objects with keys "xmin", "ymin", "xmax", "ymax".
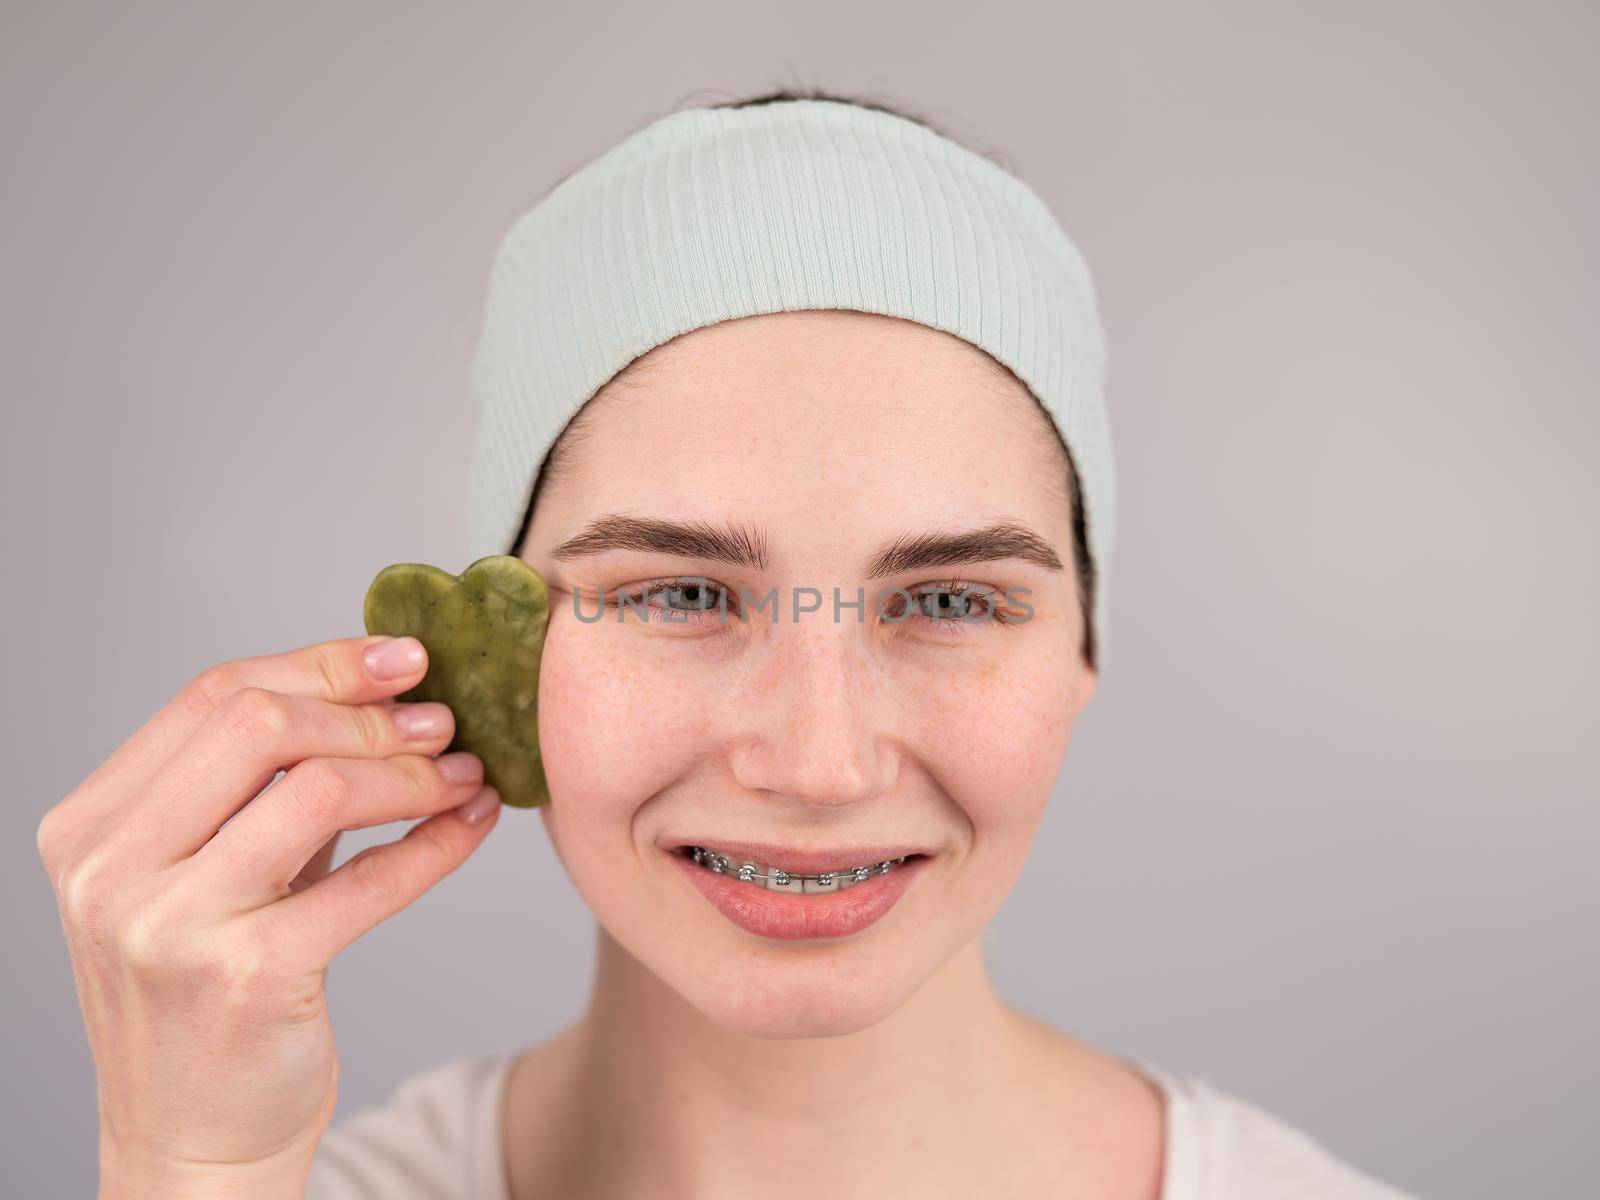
[{"xmin": 668, "ymin": 843, "xmax": 931, "ymax": 940}]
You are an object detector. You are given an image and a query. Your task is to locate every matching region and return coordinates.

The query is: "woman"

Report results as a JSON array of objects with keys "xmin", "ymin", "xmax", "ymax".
[{"xmin": 41, "ymin": 89, "xmax": 1421, "ymax": 1198}]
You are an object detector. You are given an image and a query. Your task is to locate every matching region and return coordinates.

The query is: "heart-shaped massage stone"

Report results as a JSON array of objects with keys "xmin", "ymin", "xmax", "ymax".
[{"xmin": 362, "ymin": 555, "xmax": 551, "ymax": 808}]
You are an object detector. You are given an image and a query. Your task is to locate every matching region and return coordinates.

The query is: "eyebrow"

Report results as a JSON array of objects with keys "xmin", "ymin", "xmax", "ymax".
[{"xmin": 549, "ymin": 515, "xmax": 1062, "ymax": 577}]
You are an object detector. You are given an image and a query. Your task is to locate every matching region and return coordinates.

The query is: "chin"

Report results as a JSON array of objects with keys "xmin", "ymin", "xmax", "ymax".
[{"xmin": 678, "ymin": 955, "xmax": 925, "ymax": 1040}]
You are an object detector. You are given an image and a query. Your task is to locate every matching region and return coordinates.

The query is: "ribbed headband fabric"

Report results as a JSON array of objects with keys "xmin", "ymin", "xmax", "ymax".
[{"xmin": 464, "ymin": 98, "xmax": 1117, "ymax": 656}]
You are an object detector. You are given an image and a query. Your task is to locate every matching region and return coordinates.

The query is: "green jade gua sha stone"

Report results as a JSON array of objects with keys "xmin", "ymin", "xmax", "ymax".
[{"xmin": 362, "ymin": 555, "xmax": 551, "ymax": 808}]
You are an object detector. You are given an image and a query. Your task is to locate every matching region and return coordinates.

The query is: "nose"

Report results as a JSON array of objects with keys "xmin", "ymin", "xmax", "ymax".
[{"xmin": 728, "ymin": 618, "xmax": 898, "ymax": 810}]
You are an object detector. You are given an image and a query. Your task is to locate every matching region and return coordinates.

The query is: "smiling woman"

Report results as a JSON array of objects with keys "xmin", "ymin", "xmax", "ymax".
[{"xmin": 304, "ymin": 89, "xmax": 1422, "ymax": 1200}]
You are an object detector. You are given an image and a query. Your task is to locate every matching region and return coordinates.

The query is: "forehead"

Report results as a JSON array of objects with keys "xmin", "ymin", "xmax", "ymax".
[
  {"xmin": 609, "ymin": 309, "xmax": 1030, "ymax": 412},
  {"xmin": 535, "ymin": 311, "xmax": 1070, "ymax": 548}
]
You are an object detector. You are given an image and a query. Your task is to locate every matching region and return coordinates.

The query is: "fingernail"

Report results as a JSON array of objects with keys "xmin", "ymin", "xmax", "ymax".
[
  {"xmin": 455, "ymin": 786, "xmax": 500, "ymax": 824},
  {"xmin": 391, "ymin": 702, "xmax": 450, "ymax": 740},
  {"xmin": 436, "ymin": 751, "xmax": 482, "ymax": 784},
  {"xmin": 364, "ymin": 636, "xmax": 425, "ymax": 680}
]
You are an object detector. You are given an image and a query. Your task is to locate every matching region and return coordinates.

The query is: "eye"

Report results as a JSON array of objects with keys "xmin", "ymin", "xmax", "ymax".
[
  {"xmin": 609, "ymin": 576, "xmax": 739, "ymax": 626},
  {"xmin": 880, "ymin": 581, "xmax": 1019, "ymax": 631}
]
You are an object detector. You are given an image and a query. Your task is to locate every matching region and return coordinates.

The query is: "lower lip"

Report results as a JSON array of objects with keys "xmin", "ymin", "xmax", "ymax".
[{"xmin": 669, "ymin": 849, "xmax": 929, "ymax": 941}]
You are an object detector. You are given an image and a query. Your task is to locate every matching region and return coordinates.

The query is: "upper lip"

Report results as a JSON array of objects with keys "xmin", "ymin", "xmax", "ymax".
[{"xmin": 671, "ymin": 838, "xmax": 931, "ymax": 876}]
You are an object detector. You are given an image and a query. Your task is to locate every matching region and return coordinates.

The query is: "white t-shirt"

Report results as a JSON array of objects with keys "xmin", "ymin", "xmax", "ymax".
[{"xmin": 306, "ymin": 1053, "xmax": 1423, "ymax": 1199}]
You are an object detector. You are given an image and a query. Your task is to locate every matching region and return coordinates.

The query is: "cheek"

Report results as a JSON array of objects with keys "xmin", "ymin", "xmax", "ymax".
[
  {"xmin": 535, "ymin": 608, "xmax": 719, "ymax": 856},
  {"xmin": 912, "ymin": 643, "xmax": 1076, "ymax": 862}
]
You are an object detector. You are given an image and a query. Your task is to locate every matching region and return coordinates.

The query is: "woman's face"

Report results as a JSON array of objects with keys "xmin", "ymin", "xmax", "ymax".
[{"xmin": 519, "ymin": 310, "xmax": 1096, "ymax": 1038}]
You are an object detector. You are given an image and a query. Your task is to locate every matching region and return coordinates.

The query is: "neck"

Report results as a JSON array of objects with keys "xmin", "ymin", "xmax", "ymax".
[
  {"xmin": 547, "ymin": 921, "xmax": 1024, "ymax": 1196},
  {"xmin": 506, "ymin": 922, "xmax": 1155, "ymax": 1199}
]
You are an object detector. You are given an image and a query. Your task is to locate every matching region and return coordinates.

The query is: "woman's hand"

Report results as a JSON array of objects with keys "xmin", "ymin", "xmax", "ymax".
[{"xmin": 36, "ymin": 634, "xmax": 502, "ymax": 1198}]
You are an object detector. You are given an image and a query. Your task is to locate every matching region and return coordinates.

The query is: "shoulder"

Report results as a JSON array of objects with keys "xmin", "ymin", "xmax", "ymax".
[
  {"xmin": 306, "ymin": 1053, "xmax": 516, "ymax": 1200},
  {"xmin": 1138, "ymin": 1061, "xmax": 1426, "ymax": 1200}
]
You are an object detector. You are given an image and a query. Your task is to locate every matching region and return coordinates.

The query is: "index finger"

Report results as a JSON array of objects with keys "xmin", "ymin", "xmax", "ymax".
[{"xmin": 56, "ymin": 635, "xmax": 430, "ymax": 842}]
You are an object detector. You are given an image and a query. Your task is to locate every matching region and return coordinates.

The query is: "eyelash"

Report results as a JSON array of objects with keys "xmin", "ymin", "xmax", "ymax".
[{"xmin": 600, "ymin": 577, "xmax": 1022, "ymax": 632}]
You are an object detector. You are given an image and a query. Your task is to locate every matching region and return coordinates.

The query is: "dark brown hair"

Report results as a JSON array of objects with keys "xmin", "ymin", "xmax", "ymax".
[{"xmin": 511, "ymin": 87, "xmax": 1098, "ymax": 672}]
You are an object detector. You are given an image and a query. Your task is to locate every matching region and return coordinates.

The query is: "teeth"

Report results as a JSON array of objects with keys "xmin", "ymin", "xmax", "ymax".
[
  {"xmin": 687, "ymin": 847, "xmax": 911, "ymax": 891},
  {"xmin": 767, "ymin": 866, "xmax": 803, "ymax": 894}
]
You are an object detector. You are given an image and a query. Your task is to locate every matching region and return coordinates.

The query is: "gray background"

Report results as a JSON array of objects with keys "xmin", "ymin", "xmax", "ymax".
[{"xmin": 4, "ymin": 3, "xmax": 1595, "ymax": 1197}]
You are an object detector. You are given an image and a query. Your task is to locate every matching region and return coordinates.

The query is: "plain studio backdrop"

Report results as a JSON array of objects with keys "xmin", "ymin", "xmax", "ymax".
[{"xmin": 4, "ymin": 3, "xmax": 1595, "ymax": 1197}]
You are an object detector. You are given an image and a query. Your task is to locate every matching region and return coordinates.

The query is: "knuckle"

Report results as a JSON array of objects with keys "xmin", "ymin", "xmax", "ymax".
[
  {"xmin": 346, "ymin": 701, "xmax": 393, "ymax": 756},
  {"xmin": 410, "ymin": 813, "xmax": 462, "ymax": 860},
  {"xmin": 119, "ymin": 910, "xmax": 281, "ymax": 1002},
  {"xmin": 219, "ymin": 687, "xmax": 292, "ymax": 746},
  {"xmin": 288, "ymin": 758, "xmax": 357, "ymax": 827},
  {"xmin": 214, "ymin": 924, "xmax": 276, "ymax": 996},
  {"xmin": 117, "ymin": 899, "xmax": 184, "ymax": 978},
  {"xmin": 398, "ymin": 752, "xmax": 443, "ymax": 796},
  {"xmin": 347, "ymin": 845, "xmax": 405, "ymax": 906},
  {"xmin": 35, "ymin": 802, "xmax": 73, "ymax": 866},
  {"xmin": 308, "ymin": 643, "xmax": 347, "ymax": 699},
  {"xmin": 181, "ymin": 661, "xmax": 246, "ymax": 722},
  {"xmin": 186, "ymin": 924, "xmax": 278, "ymax": 1004},
  {"xmin": 55, "ymin": 847, "xmax": 121, "ymax": 929}
]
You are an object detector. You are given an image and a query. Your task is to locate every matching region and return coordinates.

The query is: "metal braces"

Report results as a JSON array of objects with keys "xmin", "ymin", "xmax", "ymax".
[{"xmin": 688, "ymin": 846, "xmax": 906, "ymax": 886}]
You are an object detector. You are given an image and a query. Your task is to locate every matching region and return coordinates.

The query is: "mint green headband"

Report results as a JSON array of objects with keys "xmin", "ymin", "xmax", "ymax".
[{"xmin": 463, "ymin": 98, "xmax": 1117, "ymax": 657}]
